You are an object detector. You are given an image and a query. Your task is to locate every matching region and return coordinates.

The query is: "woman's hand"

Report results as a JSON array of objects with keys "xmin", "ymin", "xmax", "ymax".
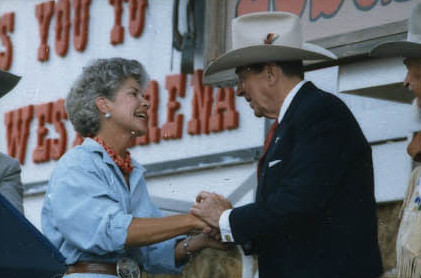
[
  {"xmin": 188, "ymin": 233, "xmax": 233, "ymax": 252},
  {"xmin": 175, "ymin": 232, "xmax": 233, "ymax": 264}
]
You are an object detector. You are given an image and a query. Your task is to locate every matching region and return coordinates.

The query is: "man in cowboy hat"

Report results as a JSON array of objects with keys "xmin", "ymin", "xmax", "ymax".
[
  {"xmin": 0, "ymin": 69, "xmax": 24, "ymax": 213},
  {"xmin": 191, "ymin": 11, "xmax": 383, "ymax": 278},
  {"xmin": 370, "ymin": 3, "xmax": 421, "ymax": 277},
  {"xmin": 371, "ymin": 2, "xmax": 421, "ymax": 163}
]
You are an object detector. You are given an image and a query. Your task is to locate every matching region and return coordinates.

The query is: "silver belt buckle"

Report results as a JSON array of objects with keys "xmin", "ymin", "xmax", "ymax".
[{"xmin": 116, "ymin": 257, "xmax": 141, "ymax": 278}]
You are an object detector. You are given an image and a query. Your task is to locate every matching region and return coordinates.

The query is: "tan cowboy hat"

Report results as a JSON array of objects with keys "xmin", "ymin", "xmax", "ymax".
[
  {"xmin": 370, "ymin": 2, "xmax": 421, "ymax": 58},
  {"xmin": 203, "ymin": 12, "xmax": 336, "ymax": 86},
  {"xmin": 0, "ymin": 69, "xmax": 20, "ymax": 98}
]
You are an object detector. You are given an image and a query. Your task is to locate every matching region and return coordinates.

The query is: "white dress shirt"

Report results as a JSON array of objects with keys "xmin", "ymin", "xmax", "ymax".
[{"xmin": 219, "ymin": 80, "xmax": 307, "ymax": 242}]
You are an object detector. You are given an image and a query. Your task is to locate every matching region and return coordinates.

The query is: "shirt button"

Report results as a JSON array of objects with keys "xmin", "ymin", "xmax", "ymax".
[{"xmin": 224, "ymin": 234, "xmax": 232, "ymax": 241}]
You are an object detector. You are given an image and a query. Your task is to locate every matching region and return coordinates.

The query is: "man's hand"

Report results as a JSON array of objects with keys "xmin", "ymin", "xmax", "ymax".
[{"xmin": 190, "ymin": 191, "xmax": 233, "ymax": 229}]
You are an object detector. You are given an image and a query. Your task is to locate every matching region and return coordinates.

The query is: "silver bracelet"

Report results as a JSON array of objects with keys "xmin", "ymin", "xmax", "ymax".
[{"xmin": 183, "ymin": 236, "xmax": 194, "ymax": 258}]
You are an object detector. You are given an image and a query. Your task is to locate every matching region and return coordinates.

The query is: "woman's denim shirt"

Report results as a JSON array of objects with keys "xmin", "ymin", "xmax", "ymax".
[{"xmin": 41, "ymin": 138, "xmax": 183, "ymax": 274}]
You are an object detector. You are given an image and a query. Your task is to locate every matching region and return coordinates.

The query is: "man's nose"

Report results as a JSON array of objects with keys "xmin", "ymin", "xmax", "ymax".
[
  {"xmin": 236, "ymin": 82, "xmax": 245, "ymax": 96},
  {"xmin": 235, "ymin": 89, "xmax": 245, "ymax": 97},
  {"xmin": 404, "ymin": 71, "xmax": 410, "ymax": 89}
]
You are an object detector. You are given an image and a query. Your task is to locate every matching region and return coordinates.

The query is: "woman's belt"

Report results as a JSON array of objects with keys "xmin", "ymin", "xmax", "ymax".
[
  {"xmin": 66, "ymin": 258, "xmax": 142, "ymax": 278},
  {"xmin": 66, "ymin": 261, "xmax": 117, "ymax": 276}
]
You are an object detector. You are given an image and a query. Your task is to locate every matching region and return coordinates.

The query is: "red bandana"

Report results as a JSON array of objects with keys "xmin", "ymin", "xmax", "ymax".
[{"xmin": 93, "ymin": 137, "xmax": 134, "ymax": 174}]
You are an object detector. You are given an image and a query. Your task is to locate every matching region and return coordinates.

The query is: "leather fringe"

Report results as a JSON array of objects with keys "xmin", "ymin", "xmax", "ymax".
[{"xmin": 398, "ymin": 249, "xmax": 421, "ymax": 278}]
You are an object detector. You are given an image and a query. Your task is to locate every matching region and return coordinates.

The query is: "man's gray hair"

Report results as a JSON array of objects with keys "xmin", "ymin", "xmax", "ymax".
[{"xmin": 66, "ymin": 57, "xmax": 149, "ymax": 137}]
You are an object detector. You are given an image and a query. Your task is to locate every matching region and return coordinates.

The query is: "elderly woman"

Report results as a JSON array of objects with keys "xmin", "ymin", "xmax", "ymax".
[{"xmin": 41, "ymin": 58, "xmax": 225, "ymax": 277}]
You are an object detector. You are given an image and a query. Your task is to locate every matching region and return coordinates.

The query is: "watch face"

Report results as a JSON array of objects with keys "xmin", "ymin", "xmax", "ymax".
[{"xmin": 116, "ymin": 257, "xmax": 141, "ymax": 278}]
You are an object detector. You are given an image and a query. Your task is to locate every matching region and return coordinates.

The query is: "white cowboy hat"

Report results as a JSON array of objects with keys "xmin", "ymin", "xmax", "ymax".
[
  {"xmin": 0, "ymin": 70, "xmax": 20, "ymax": 98},
  {"xmin": 203, "ymin": 12, "xmax": 336, "ymax": 86},
  {"xmin": 370, "ymin": 2, "xmax": 421, "ymax": 58}
]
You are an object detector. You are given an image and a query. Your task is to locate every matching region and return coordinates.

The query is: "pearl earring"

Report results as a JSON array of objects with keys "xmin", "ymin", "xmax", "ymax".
[{"xmin": 104, "ymin": 112, "xmax": 111, "ymax": 119}]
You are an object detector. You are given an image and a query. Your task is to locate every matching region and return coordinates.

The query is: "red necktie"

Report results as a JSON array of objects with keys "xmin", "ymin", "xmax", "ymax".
[{"xmin": 258, "ymin": 121, "xmax": 279, "ymax": 179}]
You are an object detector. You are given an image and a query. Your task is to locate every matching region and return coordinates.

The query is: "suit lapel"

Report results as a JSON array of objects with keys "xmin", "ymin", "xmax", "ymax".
[{"xmin": 256, "ymin": 82, "xmax": 315, "ymax": 202}]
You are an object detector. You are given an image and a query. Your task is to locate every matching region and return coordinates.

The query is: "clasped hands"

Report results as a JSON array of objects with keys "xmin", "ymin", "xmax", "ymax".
[
  {"xmin": 180, "ymin": 191, "xmax": 234, "ymax": 253},
  {"xmin": 190, "ymin": 191, "xmax": 233, "ymax": 239}
]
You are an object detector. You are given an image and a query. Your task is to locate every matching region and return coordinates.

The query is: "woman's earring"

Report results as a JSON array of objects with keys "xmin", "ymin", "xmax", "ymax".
[{"xmin": 104, "ymin": 112, "xmax": 111, "ymax": 119}]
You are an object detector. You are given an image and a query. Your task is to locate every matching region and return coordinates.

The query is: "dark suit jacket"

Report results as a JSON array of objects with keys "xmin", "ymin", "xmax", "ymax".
[{"xmin": 229, "ymin": 82, "xmax": 383, "ymax": 278}]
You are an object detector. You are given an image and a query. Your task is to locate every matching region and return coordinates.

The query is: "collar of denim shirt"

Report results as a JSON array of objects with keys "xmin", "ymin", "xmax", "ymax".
[{"xmin": 82, "ymin": 138, "xmax": 146, "ymax": 191}]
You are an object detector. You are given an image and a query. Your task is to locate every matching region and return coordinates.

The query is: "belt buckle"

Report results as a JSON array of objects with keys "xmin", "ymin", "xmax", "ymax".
[{"xmin": 116, "ymin": 257, "xmax": 141, "ymax": 278}]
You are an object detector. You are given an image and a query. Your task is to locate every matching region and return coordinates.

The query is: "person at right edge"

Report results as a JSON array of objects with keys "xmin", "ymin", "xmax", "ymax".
[
  {"xmin": 370, "ymin": 2, "xmax": 421, "ymax": 278},
  {"xmin": 190, "ymin": 11, "xmax": 383, "ymax": 278}
]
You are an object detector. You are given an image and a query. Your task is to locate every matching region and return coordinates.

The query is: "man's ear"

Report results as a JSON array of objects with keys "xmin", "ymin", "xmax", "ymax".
[
  {"xmin": 266, "ymin": 64, "xmax": 279, "ymax": 85},
  {"xmin": 95, "ymin": 97, "xmax": 111, "ymax": 114}
]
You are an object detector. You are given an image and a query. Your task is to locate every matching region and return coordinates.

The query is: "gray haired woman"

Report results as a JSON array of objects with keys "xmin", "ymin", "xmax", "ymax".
[{"xmin": 41, "ymin": 58, "xmax": 227, "ymax": 277}]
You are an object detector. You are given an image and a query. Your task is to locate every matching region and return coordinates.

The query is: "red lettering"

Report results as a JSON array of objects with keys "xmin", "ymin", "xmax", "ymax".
[
  {"xmin": 33, "ymin": 99, "xmax": 68, "ymax": 163},
  {"xmin": 273, "ymin": 0, "xmax": 306, "ymax": 15},
  {"xmin": 135, "ymin": 80, "xmax": 160, "ymax": 145},
  {"xmin": 109, "ymin": 0, "xmax": 127, "ymax": 45},
  {"xmin": 50, "ymin": 99, "xmax": 68, "ymax": 160},
  {"xmin": 72, "ymin": 0, "xmax": 91, "ymax": 52},
  {"xmin": 161, "ymin": 74, "xmax": 186, "ymax": 140},
  {"xmin": 0, "ymin": 13, "xmax": 14, "ymax": 70},
  {"xmin": 236, "ymin": 0, "xmax": 269, "ymax": 16},
  {"xmin": 311, "ymin": 0, "xmax": 343, "ymax": 21},
  {"xmin": 187, "ymin": 70, "xmax": 213, "ymax": 135},
  {"xmin": 5, "ymin": 106, "xmax": 34, "ymax": 164},
  {"xmin": 33, "ymin": 102, "xmax": 53, "ymax": 163},
  {"xmin": 55, "ymin": 0, "xmax": 71, "ymax": 57},
  {"xmin": 35, "ymin": 1, "xmax": 55, "ymax": 61},
  {"xmin": 128, "ymin": 0, "xmax": 147, "ymax": 37},
  {"xmin": 353, "ymin": 0, "xmax": 377, "ymax": 10},
  {"xmin": 210, "ymin": 87, "xmax": 239, "ymax": 132}
]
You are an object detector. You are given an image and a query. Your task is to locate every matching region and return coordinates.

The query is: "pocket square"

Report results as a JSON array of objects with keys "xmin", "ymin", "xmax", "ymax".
[{"xmin": 269, "ymin": 159, "xmax": 282, "ymax": 167}]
